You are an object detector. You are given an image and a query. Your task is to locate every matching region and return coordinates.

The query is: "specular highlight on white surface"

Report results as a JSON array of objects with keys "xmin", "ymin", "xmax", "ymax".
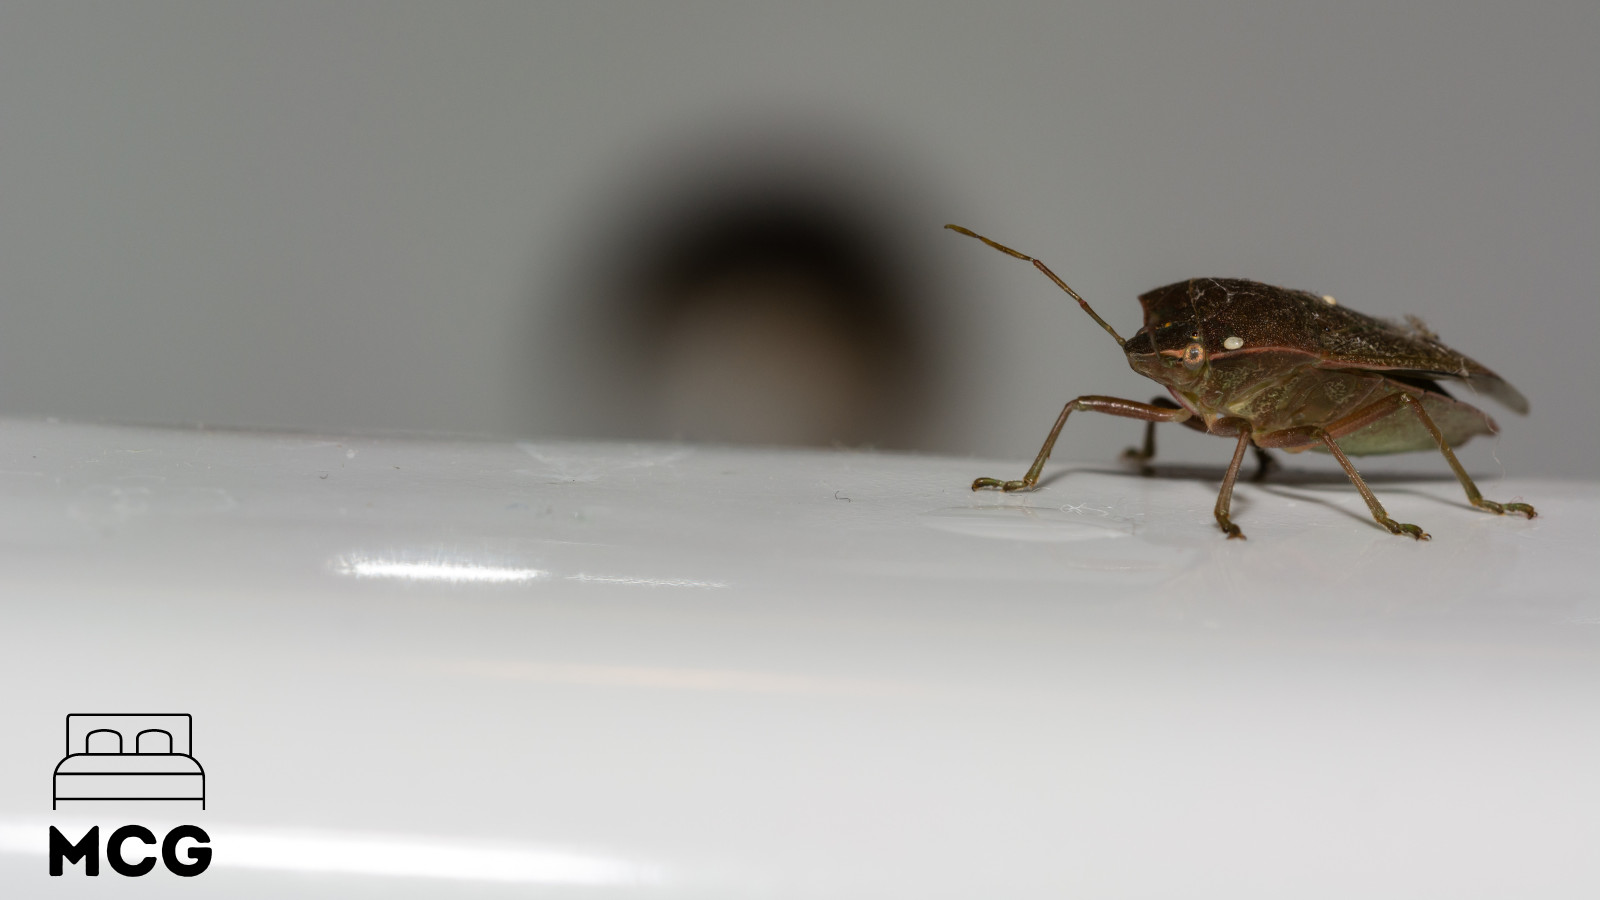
[
  {"xmin": 567, "ymin": 573, "xmax": 728, "ymax": 588},
  {"xmin": 332, "ymin": 556, "xmax": 727, "ymax": 588},
  {"xmin": 335, "ymin": 557, "xmax": 550, "ymax": 584}
]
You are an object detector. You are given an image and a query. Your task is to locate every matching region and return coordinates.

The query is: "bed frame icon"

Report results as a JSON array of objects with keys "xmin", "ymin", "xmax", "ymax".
[{"xmin": 52, "ymin": 714, "xmax": 206, "ymax": 810}]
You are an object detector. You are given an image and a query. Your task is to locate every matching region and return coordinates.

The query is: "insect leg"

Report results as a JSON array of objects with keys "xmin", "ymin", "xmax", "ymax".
[
  {"xmin": 1396, "ymin": 394, "xmax": 1536, "ymax": 518},
  {"xmin": 1312, "ymin": 429, "xmax": 1430, "ymax": 540},
  {"xmin": 1250, "ymin": 446, "xmax": 1279, "ymax": 482},
  {"xmin": 1213, "ymin": 427, "xmax": 1255, "ymax": 540},
  {"xmin": 1123, "ymin": 397, "xmax": 1172, "ymax": 475},
  {"xmin": 973, "ymin": 396, "xmax": 1191, "ymax": 492},
  {"xmin": 1125, "ymin": 417, "xmax": 1159, "ymax": 475},
  {"xmin": 1122, "ymin": 397, "xmax": 1209, "ymax": 475}
]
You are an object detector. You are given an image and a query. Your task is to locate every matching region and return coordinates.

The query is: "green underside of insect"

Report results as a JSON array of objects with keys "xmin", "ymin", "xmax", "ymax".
[{"xmin": 949, "ymin": 224, "xmax": 1536, "ymax": 540}]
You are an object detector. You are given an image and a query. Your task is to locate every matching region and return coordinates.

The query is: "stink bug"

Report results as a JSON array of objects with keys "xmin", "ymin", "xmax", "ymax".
[{"xmin": 949, "ymin": 224, "xmax": 1536, "ymax": 540}]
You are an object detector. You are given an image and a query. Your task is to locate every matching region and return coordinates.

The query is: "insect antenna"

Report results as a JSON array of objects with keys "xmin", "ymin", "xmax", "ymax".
[{"xmin": 945, "ymin": 224, "xmax": 1126, "ymax": 345}]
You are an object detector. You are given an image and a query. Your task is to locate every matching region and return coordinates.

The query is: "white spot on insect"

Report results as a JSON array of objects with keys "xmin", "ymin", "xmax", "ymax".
[
  {"xmin": 1322, "ymin": 294, "xmax": 1338, "ymax": 306},
  {"xmin": 1223, "ymin": 336, "xmax": 1245, "ymax": 350}
]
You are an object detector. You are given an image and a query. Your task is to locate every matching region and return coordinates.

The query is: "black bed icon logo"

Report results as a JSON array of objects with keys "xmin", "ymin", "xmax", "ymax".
[
  {"xmin": 53, "ymin": 713, "xmax": 205, "ymax": 808},
  {"xmin": 49, "ymin": 713, "xmax": 211, "ymax": 877}
]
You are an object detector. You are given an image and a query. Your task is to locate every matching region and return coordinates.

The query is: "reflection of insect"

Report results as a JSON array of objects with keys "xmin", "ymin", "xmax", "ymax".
[{"xmin": 949, "ymin": 224, "xmax": 1536, "ymax": 540}]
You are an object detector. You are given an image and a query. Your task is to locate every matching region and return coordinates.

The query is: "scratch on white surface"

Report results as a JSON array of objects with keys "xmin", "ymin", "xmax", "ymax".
[
  {"xmin": 66, "ymin": 484, "xmax": 239, "ymax": 523},
  {"xmin": 66, "ymin": 484, "xmax": 152, "ymax": 523},
  {"xmin": 272, "ymin": 440, "xmax": 345, "ymax": 450},
  {"xmin": 516, "ymin": 443, "xmax": 691, "ymax": 483},
  {"xmin": 921, "ymin": 505, "xmax": 1132, "ymax": 541},
  {"xmin": 1058, "ymin": 501, "xmax": 1113, "ymax": 517}
]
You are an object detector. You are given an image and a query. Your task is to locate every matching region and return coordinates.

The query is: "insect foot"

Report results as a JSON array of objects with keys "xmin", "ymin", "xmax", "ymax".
[
  {"xmin": 1472, "ymin": 497, "xmax": 1538, "ymax": 518},
  {"xmin": 972, "ymin": 477, "xmax": 1034, "ymax": 492},
  {"xmin": 1119, "ymin": 446, "xmax": 1157, "ymax": 477},
  {"xmin": 1378, "ymin": 517, "xmax": 1431, "ymax": 541}
]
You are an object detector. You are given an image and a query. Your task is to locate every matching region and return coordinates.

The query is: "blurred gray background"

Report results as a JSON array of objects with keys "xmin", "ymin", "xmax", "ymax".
[{"xmin": 0, "ymin": 1, "xmax": 1593, "ymax": 476}]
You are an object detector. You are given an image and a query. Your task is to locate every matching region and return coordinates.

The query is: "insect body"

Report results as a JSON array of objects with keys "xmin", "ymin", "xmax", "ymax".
[{"xmin": 949, "ymin": 224, "xmax": 1536, "ymax": 539}]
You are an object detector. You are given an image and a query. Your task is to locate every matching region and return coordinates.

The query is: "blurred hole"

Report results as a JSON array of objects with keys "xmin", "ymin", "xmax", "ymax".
[
  {"xmin": 629, "ymin": 200, "xmax": 923, "ymax": 447},
  {"xmin": 546, "ymin": 126, "xmax": 948, "ymax": 450}
]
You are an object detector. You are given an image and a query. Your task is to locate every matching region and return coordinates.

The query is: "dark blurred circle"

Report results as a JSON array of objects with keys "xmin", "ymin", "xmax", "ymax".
[
  {"xmin": 625, "ymin": 197, "xmax": 925, "ymax": 447},
  {"xmin": 548, "ymin": 125, "xmax": 946, "ymax": 449}
]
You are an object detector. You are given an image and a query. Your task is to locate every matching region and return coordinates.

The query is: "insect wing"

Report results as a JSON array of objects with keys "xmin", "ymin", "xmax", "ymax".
[
  {"xmin": 1309, "ymin": 304, "xmax": 1529, "ymax": 414},
  {"xmin": 1162, "ymin": 278, "xmax": 1529, "ymax": 415}
]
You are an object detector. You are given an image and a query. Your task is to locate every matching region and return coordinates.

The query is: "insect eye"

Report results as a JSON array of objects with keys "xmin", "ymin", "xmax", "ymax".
[{"xmin": 1182, "ymin": 342, "xmax": 1206, "ymax": 368}]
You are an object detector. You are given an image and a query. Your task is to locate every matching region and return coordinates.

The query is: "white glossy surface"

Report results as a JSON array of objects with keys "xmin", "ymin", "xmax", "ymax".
[{"xmin": 1, "ymin": 418, "xmax": 1595, "ymax": 897}]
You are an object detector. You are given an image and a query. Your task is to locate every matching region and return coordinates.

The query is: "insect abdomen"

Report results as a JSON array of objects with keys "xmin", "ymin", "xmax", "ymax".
[{"xmin": 1323, "ymin": 390, "xmax": 1497, "ymax": 455}]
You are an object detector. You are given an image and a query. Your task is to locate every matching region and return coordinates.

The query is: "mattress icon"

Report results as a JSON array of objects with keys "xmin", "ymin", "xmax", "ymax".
[{"xmin": 53, "ymin": 714, "xmax": 206, "ymax": 809}]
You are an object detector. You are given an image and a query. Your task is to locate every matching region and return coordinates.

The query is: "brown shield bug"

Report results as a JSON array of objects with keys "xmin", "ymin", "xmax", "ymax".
[{"xmin": 949, "ymin": 224, "xmax": 1536, "ymax": 540}]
